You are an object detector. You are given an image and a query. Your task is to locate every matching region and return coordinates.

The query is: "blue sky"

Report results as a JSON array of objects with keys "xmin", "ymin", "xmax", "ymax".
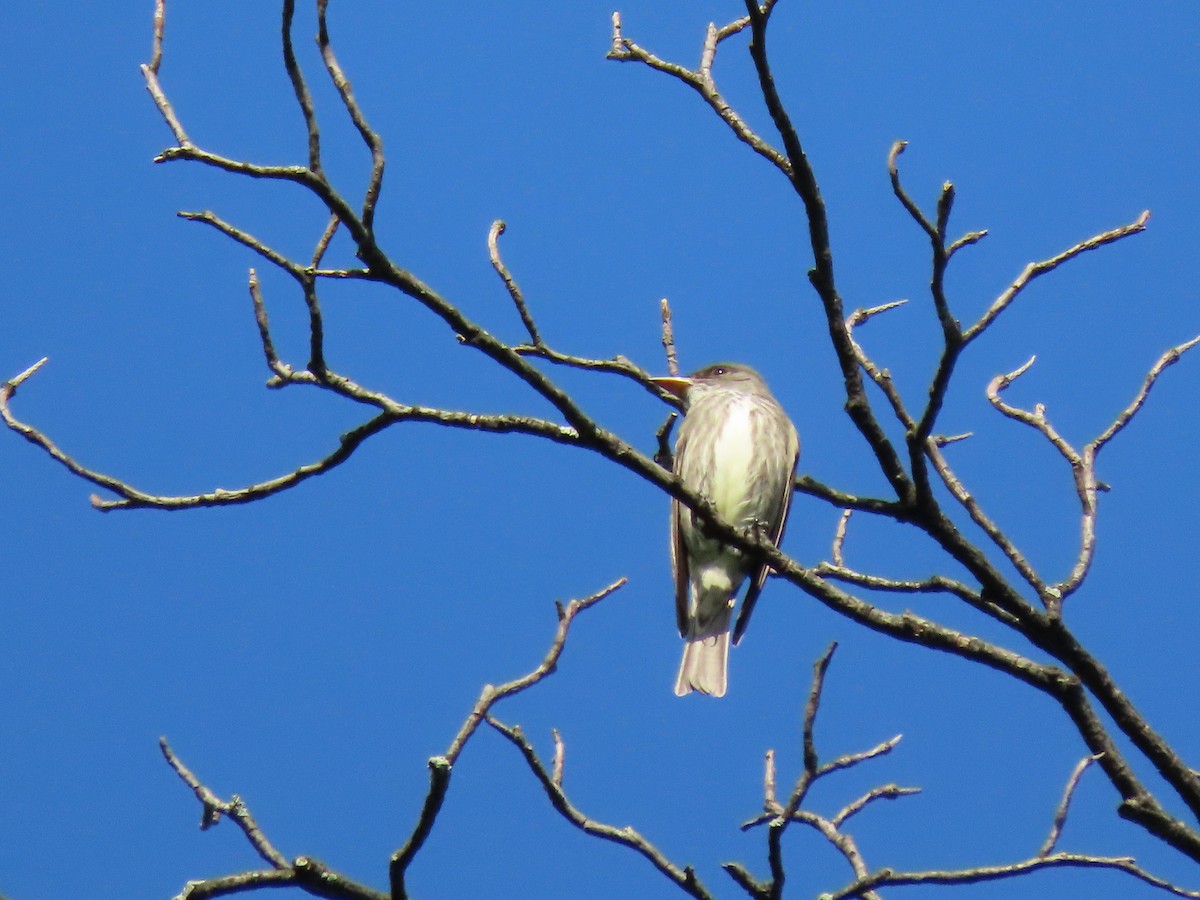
[{"xmin": 3, "ymin": 2, "xmax": 1200, "ymax": 898}]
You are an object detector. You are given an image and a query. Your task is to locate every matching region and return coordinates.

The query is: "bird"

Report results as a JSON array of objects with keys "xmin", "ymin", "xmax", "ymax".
[{"xmin": 651, "ymin": 363, "xmax": 799, "ymax": 698}]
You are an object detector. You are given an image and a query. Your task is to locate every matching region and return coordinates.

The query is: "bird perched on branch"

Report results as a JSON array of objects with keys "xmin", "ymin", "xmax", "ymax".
[{"xmin": 651, "ymin": 363, "xmax": 799, "ymax": 698}]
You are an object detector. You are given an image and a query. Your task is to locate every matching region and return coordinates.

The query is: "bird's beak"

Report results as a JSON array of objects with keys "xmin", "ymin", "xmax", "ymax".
[{"xmin": 650, "ymin": 375, "xmax": 693, "ymax": 399}]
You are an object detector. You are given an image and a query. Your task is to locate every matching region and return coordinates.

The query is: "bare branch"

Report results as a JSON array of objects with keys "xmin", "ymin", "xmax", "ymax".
[
  {"xmin": 158, "ymin": 739, "xmax": 386, "ymax": 900},
  {"xmin": 660, "ymin": 297, "xmax": 679, "ymax": 376},
  {"xmin": 173, "ymin": 869, "xmax": 295, "ymax": 900},
  {"xmin": 985, "ymin": 337, "xmax": 1200, "ymax": 608},
  {"xmin": 948, "ymin": 228, "xmax": 988, "ymax": 257},
  {"xmin": 844, "ymin": 299, "xmax": 916, "ymax": 430},
  {"xmin": 180, "ymin": 209, "xmax": 307, "ymax": 278},
  {"xmin": 846, "ymin": 298, "xmax": 908, "ymax": 329},
  {"xmin": 763, "ymin": 749, "xmax": 778, "ymax": 809},
  {"xmin": 723, "ymin": 861, "xmax": 770, "ymax": 900},
  {"xmin": 1094, "ymin": 335, "xmax": 1200, "ymax": 451},
  {"xmin": 1040, "ymin": 754, "xmax": 1102, "ymax": 856},
  {"xmin": 924, "ymin": 438, "xmax": 1048, "ymax": 595},
  {"xmin": 607, "ymin": 12, "xmax": 791, "ymax": 174},
  {"xmin": 312, "ymin": 214, "xmax": 340, "ymax": 268},
  {"xmin": 551, "ymin": 728, "xmax": 565, "ymax": 788},
  {"xmin": 489, "ymin": 717, "xmax": 714, "ymax": 900},
  {"xmin": 802, "ymin": 643, "xmax": 838, "ymax": 777},
  {"xmin": 792, "ymin": 476, "xmax": 906, "ymax": 517},
  {"xmin": 887, "ymin": 141, "xmax": 936, "ymax": 240},
  {"xmin": 986, "ymin": 356, "xmax": 1078, "ymax": 462},
  {"xmin": 985, "ymin": 356, "xmax": 1083, "ymax": 609},
  {"xmin": 0, "ymin": 363, "xmax": 579, "ymax": 511},
  {"xmin": 812, "ymin": 562, "xmax": 1001, "ymax": 620},
  {"xmin": 825, "ymin": 853, "xmax": 1200, "ymax": 900},
  {"xmin": 818, "ymin": 734, "xmax": 904, "ymax": 781},
  {"xmin": 445, "ymin": 578, "xmax": 625, "ymax": 764},
  {"xmin": 281, "ymin": 0, "xmax": 322, "ymax": 175},
  {"xmin": 831, "ymin": 509, "xmax": 851, "ymax": 566},
  {"xmin": 2, "ymin": 357, "xmax": 49, "ymax": 394},
  {"xmin": 159, "ymin": 738, "xmax": 289, "ymax": 868},
  {"xmin": 147, "ymin": 0, "xmax": 165, "ymax": 75},
  {"xmin": 832, "ymin": 784, "xmax": 922, "ymax": 829},
  {"xmin": 317, "ymin": 0, "xmax": 386, "ymax": 231},
  {"xmin": 247, "ymin": 270, "xmax": 288, "ymax": 381},
  {"xmin": 965, "ymin": 210, "xmax": 1151, "ymax": 344},
  {"xmin": 736, "ymin": 0, "xmax": 915, "ymax": 506},
  {"xmin": 653, "ymin": 413, "xmax": 677, "ymax": 469},
  {"xmin": 489, "ymin": 220, "xmax": 541, "ymax": 345},
  {"xmin": 884, "ymin": 143, "xmax": 967, "ymax": 473},
  {"xmin": 738, "ymin": 646, "xmax": 901, "ymax": 900},
  {"xmin": 20, "ymin": 9, "xmax": 1200, "ymax": 892},
  {"xmin": 140, "ymin": 0, "xmax": 190, "ymax": 146},
  {"xmin": 931, "ymin": 431, "xmax": 972, "ymax": 447},
  {"xmin": 390, "ymin": 579, "xmax": 626, "ymax": 898}
]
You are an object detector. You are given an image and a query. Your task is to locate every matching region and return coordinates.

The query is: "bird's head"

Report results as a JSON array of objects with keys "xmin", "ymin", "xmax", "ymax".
[{"xmin": 650, "ymin": 363, "xmax": 767, "ymax": 409}]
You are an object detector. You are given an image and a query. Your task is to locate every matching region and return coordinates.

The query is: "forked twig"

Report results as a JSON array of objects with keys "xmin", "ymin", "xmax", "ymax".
[
  {"xmin": 488, "ymin": 718, "xmax": 713, "ymax": 900},
  {"xmin": 158, "ymin": 739, "xmax": 386, "ymax": 900},
  {"xmin": 390, "ymin": 578, "xmax": 626, "ymax": 898}
]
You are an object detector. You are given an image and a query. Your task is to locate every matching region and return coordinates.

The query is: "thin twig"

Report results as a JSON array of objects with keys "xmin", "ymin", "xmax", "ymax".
[
  {"xmin": 824, "ymin": 853, "xmax": 1200, "ymax": 900},
  {"xmin": 488, "ymin": 220, "xmax": 541, "ymax": 345},
  {"xmin": 247, "ymin": 270, "xmax": 289, "ymax": 381},
  {"xmin": 661, "ymin": 297, "xmax": 679, "ymax": 376},
  {"xmin": 802, "ymin": 643, "xmax": 838, "ymax": 778},
  {"xmin": 140, "ymin": 0, "xmax": 191, "ymax": 146},
  {"xmin": 317, "ymin": 0, "xmax": 385, "ymax": 231},
  {"xmin": 831, "ymin": 510, "xmax": 851, "ymax": 567},
  {"xmin": 2, "ymin": 357, "xmax": 49, "ymax": 394},
  {"xmin": 390, "ymin": 579, "xmax": 626, "ymax": 898},
  {"xmin": 948, "ymin": 228, "xmax": 988, "ymax": 258},
  {"xmin": 792, "ymin": 476, "xmax": 905, "ymax": 517},
  {"xmin": 607, "ymin": 12, "xmax": 791, "ymax": 175},
  {"xmin": 489, "ymin": 717, "xmax": 713, "ymax": 900},
  {"xmin": 159, "ymin": 738, "xmax": 289, "ymax": 868},
  {"xmin": 281, "ymin": 0, "xmax": 322, "ymax": 175},
  {"xmin": 844, "ymin": 299, "xmax": 916, "ymax": 429},
  {"xmin": 965, "ymin": 210, "xmax": 1151, "ymax": 344},
  {"xmin": 924, "ymin": 438, "xmax": 1048, "ymax": 595},
  {"xmin": 179, "ymin": 209, "xmax": 308, "ymax": 278},
  {"xmin": 887, "ymin": 141, "xmax": 936, "ymax": 240},
  {"xmin": 312, "ymin": 214, "xmax": 340, "ymax": 268},
  {"xmin": 147, "ymin": 0, "xmax": 165, "ymax": 74},
  {"xmin": 832, "ymin": 784, "xmax": 922, "ymax": 828},
  {"xmin": 1094, "ymin": 335, "xmax": 1200, "ymax": 451},
  {"xmin": 763, "ymin": 749, "xmax": 778, "ymax": 809},
  {"xmin": 1040, "ymin": 754, "xmax": 1102, "ymax": 856},
  {"xmin": 0, "ymin": 367, "xmax": 579, "ymax": 511},
  {"xmin": 812, "ymin": 563, "xmax": 1007, "ymax": 622},
  {"xmin": 653, "ymin": 413, "xmax": 677, "ymax": 469},
  {"xmin": 551, "ymin": 728, "xmax": 565, "ymax": 788}
]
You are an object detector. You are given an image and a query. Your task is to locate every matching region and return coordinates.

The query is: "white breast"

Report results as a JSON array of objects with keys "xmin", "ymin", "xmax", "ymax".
[{"xmin": 709, "ymin": 398, "xmax": 755, "ymax": 522}]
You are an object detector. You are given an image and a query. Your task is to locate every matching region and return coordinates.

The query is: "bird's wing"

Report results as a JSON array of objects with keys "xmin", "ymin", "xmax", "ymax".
[
  {"xmin": 670, "ymin": 494, "xmax": 690, "ymax": 637},
  {"xmin": 732, "ymin": 436, "xmax": 799, "ymax": 645}
]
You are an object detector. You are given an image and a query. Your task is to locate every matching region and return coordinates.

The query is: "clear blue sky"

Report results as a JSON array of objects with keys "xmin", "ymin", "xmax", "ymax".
[{"xmin": 3, "ymin": 3, "xmax": 1199, "ymax": 898}]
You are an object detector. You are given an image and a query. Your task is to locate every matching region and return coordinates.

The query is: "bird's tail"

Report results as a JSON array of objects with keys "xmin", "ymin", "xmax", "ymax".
[{"xmin": 675, "ymin": 631, "xmax": 730, "ymax": 697}]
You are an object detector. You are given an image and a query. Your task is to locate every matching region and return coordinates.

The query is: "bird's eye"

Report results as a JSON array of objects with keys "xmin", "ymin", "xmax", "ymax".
[{"xmin": 713, "ymin": 366, "xmax": 728, "ymax": 375}]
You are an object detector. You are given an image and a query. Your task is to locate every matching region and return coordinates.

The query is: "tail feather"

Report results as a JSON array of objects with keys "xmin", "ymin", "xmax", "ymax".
[{"xmin": 674, "ymin": 631, "xmax": 730, "ymax": 697}]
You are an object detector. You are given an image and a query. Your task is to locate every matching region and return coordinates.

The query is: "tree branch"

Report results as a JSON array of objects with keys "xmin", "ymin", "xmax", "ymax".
[
  {"xmin": 158, "ymin": 738, "xmax": 385, "ymax": 900},
  {"xmin": 488, "ymin": 717, "xmax": 714, "ymax": 900},
  {"xmin": 389, "ymin": 578, "xmax": 626, "ymax": 899}
]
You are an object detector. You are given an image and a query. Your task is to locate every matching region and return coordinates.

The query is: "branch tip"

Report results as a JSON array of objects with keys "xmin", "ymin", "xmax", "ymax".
[{"xmin": 4, "ymin": 356, "xmax": 49, "ymax": 392}]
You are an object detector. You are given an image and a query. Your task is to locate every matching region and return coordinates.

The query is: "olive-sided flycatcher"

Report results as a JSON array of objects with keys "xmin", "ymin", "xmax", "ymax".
[{"xmin": 651, "ymin": 364, "xmax": 799, "ymax": 697}]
